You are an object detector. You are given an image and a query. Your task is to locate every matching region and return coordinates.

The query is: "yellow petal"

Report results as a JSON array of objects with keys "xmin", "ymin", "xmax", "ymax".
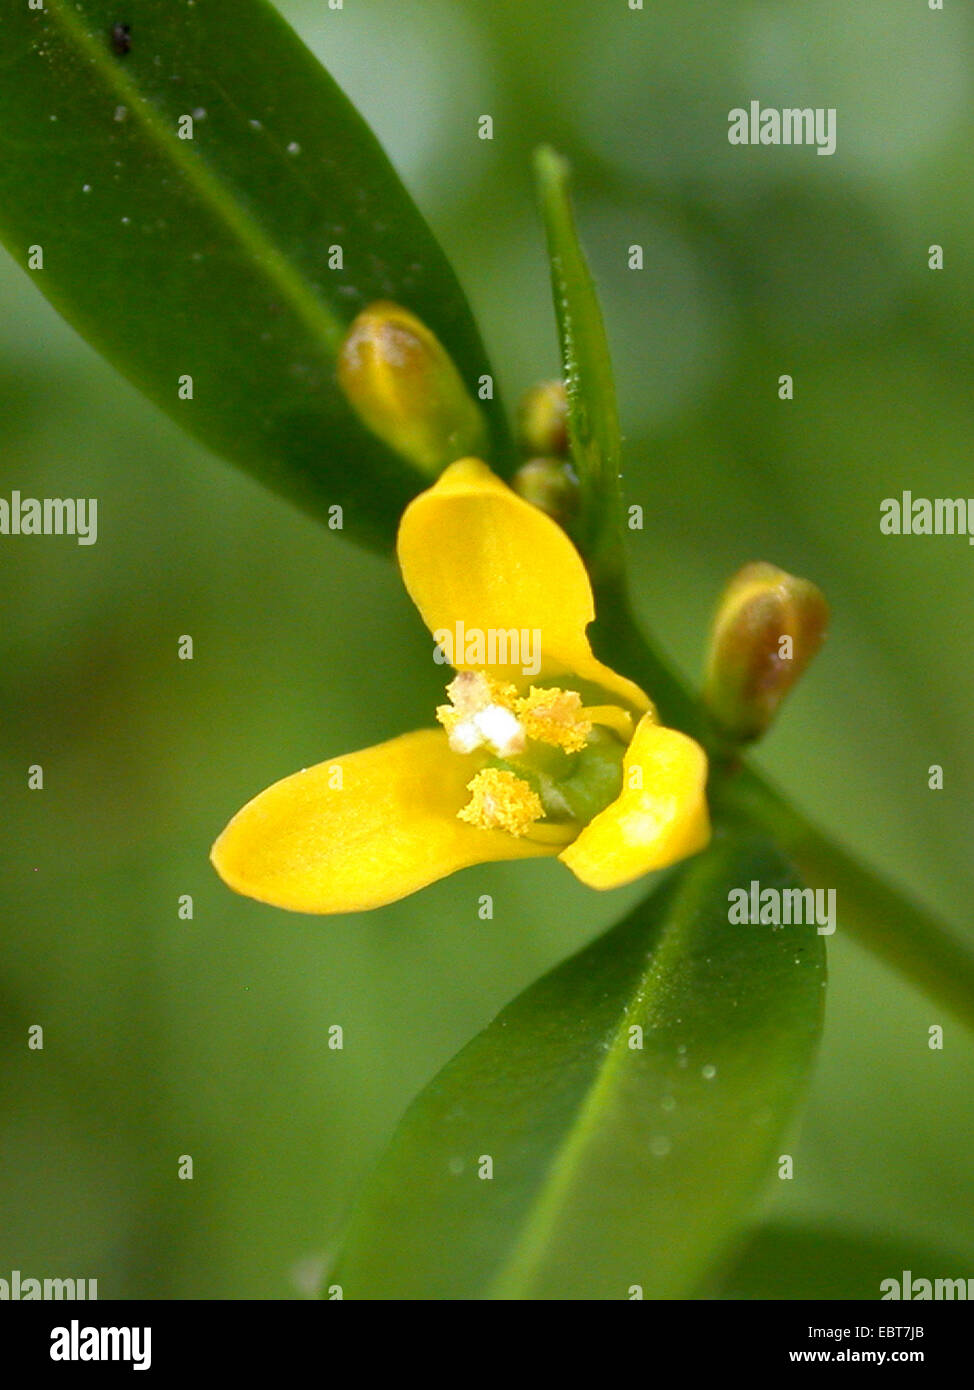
[
  {"xmin": 397, "ymin": 458, "xmax": 649, "ymax": 713},
  {"xmin": 559, "ymin": 717, "xmax": 710, "ymax": 890},
  {"xmin": 211, "ymin": 729, "xmax": 551, "ymax": 915}
]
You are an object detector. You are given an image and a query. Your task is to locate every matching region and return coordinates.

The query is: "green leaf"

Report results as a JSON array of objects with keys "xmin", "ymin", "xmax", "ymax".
[
  {"xmin": 329, "ymin": 834, "xmax": 826, "ymax": 1299},
  {"xmin": 0, "ymin": 0, "xmax": 504, "ymax": 547},
  {"xmin": 711, "ymin": 1221, "xmax": 968, "ymax": 1301},
  {"xmin": 534, "ymin": 146, "xmax": 625, "ymax": 586}
]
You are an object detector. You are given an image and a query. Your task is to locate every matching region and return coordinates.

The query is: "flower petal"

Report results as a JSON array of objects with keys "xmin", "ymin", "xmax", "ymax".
[
  {"xmin": 559, "ymin": 717, "xmax": 710, "ymax": 889},
  {"xmin": 211, "ymin": 729, "xmax": 551, "ymax": 914},
  {"xmin": 397, "ymin": 458, "xmax": 649, "ymax": 712}
]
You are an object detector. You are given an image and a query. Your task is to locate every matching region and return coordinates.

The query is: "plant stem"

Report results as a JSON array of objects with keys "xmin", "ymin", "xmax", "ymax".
[
  {"xmin": 599, "ymin": 594, "xmax": 974, "ymax": 1033},
  {"xmin": 714, "ymin": 766, "xmax": 974, "ymax": 1034},
  {"xmin": 591, "ymin": 577, "xmax": 704, "ymax": 738}
]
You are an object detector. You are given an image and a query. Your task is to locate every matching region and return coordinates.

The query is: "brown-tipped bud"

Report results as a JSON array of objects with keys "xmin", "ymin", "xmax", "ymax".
[
  {"xmin": 337, "ymin": 302, "xmax": 487, "ymax": 473},
  {"xmin": 517, "ymin": 379, "xmax": 569, "ymax": 458},
  {"xmin": 703, "ymin": 562, "xmax": 829, "ymax": 744},
  {"xmin": 512, "ymin": 457, "xmax": 580, "ymax": 527}
]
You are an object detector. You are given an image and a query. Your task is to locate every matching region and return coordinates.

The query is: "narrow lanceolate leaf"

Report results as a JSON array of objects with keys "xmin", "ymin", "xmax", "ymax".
[
  {"xmin": 534, "ymin": 146, "xmax": 625, "ymax": 585},
  {"xmin": 330, "ymin": 836, "xmax": 827, "ymax": 1300},
  {"xmin": 0, "ymin": 0, "xmax": 503, "ymax": 547}
]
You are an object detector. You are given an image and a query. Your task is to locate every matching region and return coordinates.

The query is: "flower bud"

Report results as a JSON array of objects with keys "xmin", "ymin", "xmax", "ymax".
[
  {"xmin": 337, "ymin": 302, "xmax": 487, "ymax": 473},
  {"xmin": 703, "ymin": 562, "xmax": 829, "ymax": 744},
  {"xmin": 517, "ymin": 379, "xmax": 569, "ymax": 458},
  {"xmin": 512, "ymin": 457, "xmax": 580, "ymax": 527}
]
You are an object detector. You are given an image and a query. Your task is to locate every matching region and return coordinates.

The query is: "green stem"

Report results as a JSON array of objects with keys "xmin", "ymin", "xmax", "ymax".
[
  {"xmin": 537, "ymin": 143, "xmax": 974, "ymax": 1035},
  {"xmin": 591, "ymin": 578, "xmax": 706, "ymax": 742},
  {"xmin": 597, "ymin": 596, "xmax": 974, "ymax": 1033},
  {"xmin": 714, "ymin": 767, "xmax": 974, "ymax": 1034}
]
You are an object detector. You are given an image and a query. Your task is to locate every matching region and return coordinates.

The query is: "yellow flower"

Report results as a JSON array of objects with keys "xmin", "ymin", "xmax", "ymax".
[{"xmin": 211, "ymin": 459, "xmax": 710, "ymax": 913}]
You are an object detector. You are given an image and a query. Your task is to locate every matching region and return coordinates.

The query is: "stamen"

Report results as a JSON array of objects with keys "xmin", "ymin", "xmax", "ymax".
[
  {"xmin": 515, "ymin": 686, "xmax": 592, "ymax": 754},
  {"xmin": 457, "ymin": 768, "xmax": 544, "ymax": 837}
]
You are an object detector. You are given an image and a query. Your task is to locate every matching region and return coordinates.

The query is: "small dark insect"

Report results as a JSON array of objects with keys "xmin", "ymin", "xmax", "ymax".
[{"xmin": 110, "ymin": 23, "xmax": 131, "ymax": 56}]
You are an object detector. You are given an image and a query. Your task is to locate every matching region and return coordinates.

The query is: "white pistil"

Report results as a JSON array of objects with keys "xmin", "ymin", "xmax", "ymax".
[{"xmin": 448, "ymin": 703, "xmax": 525, "ymax": 758}]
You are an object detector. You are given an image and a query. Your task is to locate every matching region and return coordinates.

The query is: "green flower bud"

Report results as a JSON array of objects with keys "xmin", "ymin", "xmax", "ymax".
[
  {"xmin": 337, "ymin": 302, "xmax": 487, "ymax": 474},
  {"xmin": 512, "ymin": 456, "xmax": 580, "ymax": 527},
  {"xmin": 517, "ymin": 379, "xmax": 569, "ymax": 458},
  {"xmin": 704, "ymin": 562, "xmax": 829, "ymax": 745}
]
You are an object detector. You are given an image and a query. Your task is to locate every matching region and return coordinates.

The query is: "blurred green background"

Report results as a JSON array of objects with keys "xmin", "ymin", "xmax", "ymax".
[{"xmin": 2, "ymin": 0, "xmax": 973, "ymax": 1297}]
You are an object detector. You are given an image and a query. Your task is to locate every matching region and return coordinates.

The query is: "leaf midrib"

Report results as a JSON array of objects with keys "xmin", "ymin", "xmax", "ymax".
[
  {"xmin": 43, "ymin": 0, "xmax": 345, "ymax": 356},
  {"xmin": 484, "ymin": 859, "xmax": 717, "ymax": 1299}
]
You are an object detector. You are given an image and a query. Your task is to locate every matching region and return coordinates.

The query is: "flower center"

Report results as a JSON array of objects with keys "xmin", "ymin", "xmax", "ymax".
[
  {"xmin": 436, "ymin": 670, "xmax": 632, "ymax": 840},
  {"xmin": 436, "ymin": 671, "xmax": 526, "ymax": 757}
]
